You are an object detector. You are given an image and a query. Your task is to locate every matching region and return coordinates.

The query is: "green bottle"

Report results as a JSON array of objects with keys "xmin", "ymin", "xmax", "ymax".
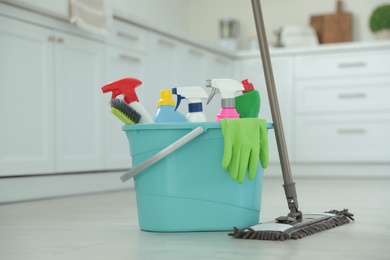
[{"xmin": 235, "ymin": 79, "xmax": 260, "ymax": 118}]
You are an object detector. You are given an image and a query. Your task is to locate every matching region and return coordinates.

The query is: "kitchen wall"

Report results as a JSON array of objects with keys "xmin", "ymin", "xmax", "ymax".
[{"xmin": 188, "ymin": 0, "xmax": 389, "ymax": 50}]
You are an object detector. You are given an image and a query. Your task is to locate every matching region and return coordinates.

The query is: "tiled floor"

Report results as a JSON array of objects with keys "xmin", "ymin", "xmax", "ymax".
[{"xmin": 1, "ymin": 177, "xmax": 389, "ymax": 260}]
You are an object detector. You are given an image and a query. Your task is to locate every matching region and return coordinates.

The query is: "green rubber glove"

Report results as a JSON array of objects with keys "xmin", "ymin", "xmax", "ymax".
[
  {"xmin": 220, "ymin": 118, "xmax": 268, "ymax": 184},
  {"xmin": 259, "ymin": 119, "xmax": 268, "ymax": 169}
]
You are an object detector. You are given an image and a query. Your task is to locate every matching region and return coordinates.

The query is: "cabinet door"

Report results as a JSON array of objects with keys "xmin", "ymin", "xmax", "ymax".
[
  {"xmin": 54, "ymin": 31, "xmax": 105, "ymax": 172},
  {"xmin": 0, "ymin": 16, "xmax": 55, "ymax": 176},
  {"xmin": 176, "ymin": 45, "xmax": 207, "ymax": 86},
  {"xmin": 205, "ymin": 54, "xmax": 234, "ymax": 79},
  {"xmin": 104, "ymin": 46, "xmax": 147, "ymax": 169},
  {"xmin": 235, "ymin": 56, "xmax": 294, "ymax": 163},
  {"xmin": 296, "ymin": 114, "xmax": 390, "ymax": 162}
]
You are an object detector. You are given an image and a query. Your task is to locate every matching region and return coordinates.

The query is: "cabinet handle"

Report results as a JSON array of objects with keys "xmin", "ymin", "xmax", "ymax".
[
  {"xmin": 158, "ymin": 38, "xmax": 176, "ymax": 48},
  {"xmin": 215, "ymin": 57, "xmax": 228, "ymax": 64},
  {"xmin": 337, "ymin": 128, "xmax": 366, "ymax": 134},
  {"xmin": 188, "ymin": 49, "xmax": 204, "ymax": 57},
  {"xmin": 338, "ymin": 62, "xmax": 366, "ymax": 68},
  {"xmin": 338, "ymin": 93, "xmax": 367, "ymax": 99},
  {"xmin": 117, "ymin": 31, "xmax": 139, "ymax": 41},
  {"xmin": 48, "ymin": 36, "xmax": 64, "ymax": 43},
  {"xmin": 119, "ymin": 54, "xmax": 141, "ymax": 63}
]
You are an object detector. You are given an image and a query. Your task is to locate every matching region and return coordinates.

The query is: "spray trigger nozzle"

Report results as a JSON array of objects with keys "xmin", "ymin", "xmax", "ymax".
[
  {"xmin": 101, "ymin": 77, "xmax": 142, "ymax": 104},
  {"xmin": 172, "ymin": 88, "xmax": 183, "ymax": 111},
  {"xmin": 175, "ymin": 95, "xmax": 185, "ymax": 111},
  {"xmin": 206, "ymin": 86, "xmax": 220, "ymax": 105}
]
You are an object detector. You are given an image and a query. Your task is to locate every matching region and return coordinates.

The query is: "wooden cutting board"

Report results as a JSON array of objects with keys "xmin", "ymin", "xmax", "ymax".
[{"xmin": 310, "ymin": 0, "xmax": 352, "ymax": 44}]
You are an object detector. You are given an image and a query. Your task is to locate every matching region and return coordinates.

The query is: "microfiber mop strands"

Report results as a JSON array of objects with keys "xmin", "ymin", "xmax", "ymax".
[
  {"xmin": 228, "ymin": 209, "xmax": 354, "ymax": 241},
  {"xmin": 110, "ymin": 99, "xmax": 141, "ymax": 125}
]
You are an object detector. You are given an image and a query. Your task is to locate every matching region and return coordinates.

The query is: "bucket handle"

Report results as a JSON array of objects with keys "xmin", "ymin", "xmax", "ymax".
[{"xmin": 120, "ymin": 126, "xmax": 205, "ymax": 183}]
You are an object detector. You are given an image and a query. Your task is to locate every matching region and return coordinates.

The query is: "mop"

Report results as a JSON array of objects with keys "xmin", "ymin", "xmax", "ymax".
[{"xmin": 228, "ymin": 0, "xmax": 354, "ymax": 241}]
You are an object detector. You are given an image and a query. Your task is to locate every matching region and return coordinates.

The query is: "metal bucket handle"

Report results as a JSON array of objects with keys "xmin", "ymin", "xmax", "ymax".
[{"xmin": 120, "ymin": 126, "xmax": 205, "ymax": 183}]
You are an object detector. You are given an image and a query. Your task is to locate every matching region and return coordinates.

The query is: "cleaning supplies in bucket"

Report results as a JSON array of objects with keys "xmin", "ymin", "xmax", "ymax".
[
  {"xmin": 206, "ymin": 78, "xmax": 244, "ymax": 121},
  {"xmin": 154, "ymin": 89, "xmax": 187, "ymax": 123},
  {"xmin": 122, "ymin": 122, "xmax": 273, "ymax": 232},
  {"xmin": 172, "ymin": 86, "xmax": 208, "ymax": 122},
  {"xmin": 101, "ymin": 77, "xmax": 154, "ymax": 124}
]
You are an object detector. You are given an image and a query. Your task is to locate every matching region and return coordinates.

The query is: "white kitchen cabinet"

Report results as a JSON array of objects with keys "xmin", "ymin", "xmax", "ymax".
[
  {"xmin": 176, "ymin": 45, "xmax": 208, "ymax": 86},
  {"xmin": 295, "ymin": 48, "xmax": 390, "ymax": 163},
  {"xmin": 107, "ymin": 19, "xmax": 149, "ymax": 53},
  {"xmin": 296, "ymin": 113, "xmax": 390, "ymax": 162},
  {"xmin": 0, "ymin": 14, "xmax": 106, "ymax": 175},
  {"xmin": 0, "ymin": 15, "xmax": 55, "ymax": 176},
  {"xmin": 205, "ymin": 54, "xmax": 234, "ymax": 79},
  {"xmin": 296, "ymin": 77, "xmax": 390, "ymax": 114},
  {"xmin": 235, "ymin": 56, "xmax": 294, "ymax": 163},
  {"xmin": 55, "ymin": 31, "xmax": 105, "ymax": 172},
  {"xmin": 176, "ymin": 45, "xmax": 234, "ymax": 86},
  {"xmin": 144, "ymin": 33, "xmax": 180, "ymax": 116},
  {"xmin": 295, "ymin": 50, "xmax": 390, "ymax": 79}
]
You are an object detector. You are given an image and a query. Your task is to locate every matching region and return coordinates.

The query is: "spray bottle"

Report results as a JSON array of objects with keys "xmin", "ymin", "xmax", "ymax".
[
  {"xmin": 205, "ymin": 78, "xmax": 244, "ymax": 122},
  {"xmin": 101, "ymin": 77, "xmax": 154, "ymax": 124},
  {"xmin": 154, "ymin": 89, "xmax": 187, "ymax": 123},
  {"xmin": 171, "ymin": 86, "xmax": 208, "ymax": 122},
  {"xmin": 235, "ymin": 79, "xmax": 261, "ymax": 118}
]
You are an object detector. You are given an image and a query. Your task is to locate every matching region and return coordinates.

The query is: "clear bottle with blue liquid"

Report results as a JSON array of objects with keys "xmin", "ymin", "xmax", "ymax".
[{"xmin": 154, "ymin": 90, "xmax": 187, "ymax": 123}]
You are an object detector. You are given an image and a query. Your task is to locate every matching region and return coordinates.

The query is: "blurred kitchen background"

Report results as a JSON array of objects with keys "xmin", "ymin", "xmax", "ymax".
[
  {"xmin": 0, "ymin": 0, "xmax": 389, "ymax": 203},
  {"xmin": 3, "ymin": 0, "xmax": 387, "ymax": 47}
]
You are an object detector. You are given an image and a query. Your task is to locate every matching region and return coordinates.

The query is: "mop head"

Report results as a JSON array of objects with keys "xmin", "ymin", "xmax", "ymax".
[{"xmin": 228, "ymin": 209, "xmax": 354, "ymax": 241}]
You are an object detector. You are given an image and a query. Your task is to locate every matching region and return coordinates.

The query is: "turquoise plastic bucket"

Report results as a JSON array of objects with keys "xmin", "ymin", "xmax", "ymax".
[{"xmin": 122, "ymin": 122, "xmax": 272, "ymax": 232}]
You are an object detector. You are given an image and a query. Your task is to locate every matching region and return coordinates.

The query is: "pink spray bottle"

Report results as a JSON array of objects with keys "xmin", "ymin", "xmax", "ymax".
[{"xmin": 205, "ymin": 79, "xmax": 244, "ymax": 122}]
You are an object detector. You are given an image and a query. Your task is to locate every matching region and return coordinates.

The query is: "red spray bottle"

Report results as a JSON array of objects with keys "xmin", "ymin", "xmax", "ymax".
[{"xmin": 101, "ymin": 77, "xmax": 154, "ymax": 124}]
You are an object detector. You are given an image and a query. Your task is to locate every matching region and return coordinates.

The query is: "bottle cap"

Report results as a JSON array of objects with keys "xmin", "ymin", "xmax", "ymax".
[
  {"xmin": 221, "ymin": 98, "xmax": 235, "ymax": 108},
  {"xmin": 157, "ymin": 90, "xmax": 175, "ymax": 106},
  {"xmin": 241, "ymin": 79, "xmax": 254, "ymax": 93},
  {"xmin": 188, "ymin": 102, "xmax": 203, "ymax": 112}
]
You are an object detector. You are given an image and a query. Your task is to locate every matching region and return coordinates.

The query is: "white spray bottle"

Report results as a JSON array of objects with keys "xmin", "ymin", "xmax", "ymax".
[
  {"xmin": 205, "ymin": 78, "xmax": 244, "ymax": 122},
  {"xmin": 172, "ymin": 86, "xmax": 208, "ymax": 122}
]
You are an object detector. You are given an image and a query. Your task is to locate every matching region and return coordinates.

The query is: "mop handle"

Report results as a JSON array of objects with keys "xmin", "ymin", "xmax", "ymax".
[
  {"xmin": 120, "ymin": 126, "xmax": 205, "ymax": 183},
  {"xmin": 251, "ymin": 0, "xmax": 293, "ymax": 186}
]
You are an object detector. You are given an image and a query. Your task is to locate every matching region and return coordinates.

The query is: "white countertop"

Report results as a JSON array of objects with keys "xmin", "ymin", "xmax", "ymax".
[{"xmin": 237, "ymin": 40, "xmax": 390, "ymax": 58}]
